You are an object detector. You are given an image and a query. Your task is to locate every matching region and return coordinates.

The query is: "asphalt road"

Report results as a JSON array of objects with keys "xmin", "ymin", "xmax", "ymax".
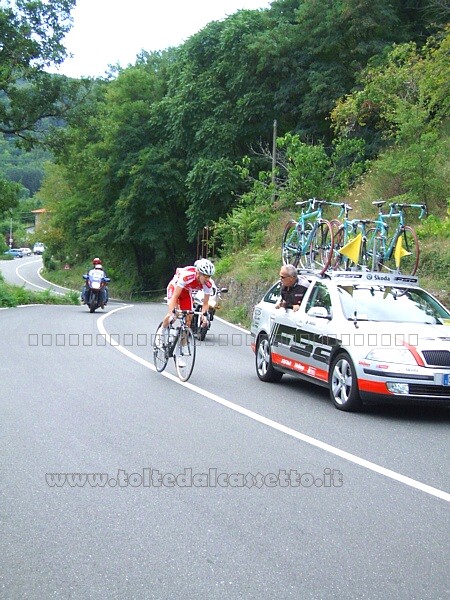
[{"xmin": 1, "ymin": 257, "xmax": 449, "ymax": 599}]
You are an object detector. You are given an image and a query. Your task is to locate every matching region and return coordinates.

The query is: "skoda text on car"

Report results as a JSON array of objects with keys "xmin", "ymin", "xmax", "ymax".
[{"xmin": 251, "ymin": 270, "xmax": 450, "ymax": 411}]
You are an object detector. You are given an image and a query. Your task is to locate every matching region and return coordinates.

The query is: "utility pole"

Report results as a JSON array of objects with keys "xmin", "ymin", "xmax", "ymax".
[
  {"xmin": 271, "ymin": 119, "xmax": 277, "ymax": 202},
  {"xmin": 9, "ymin": 216, "xmax": 13, "ymax": 248}
]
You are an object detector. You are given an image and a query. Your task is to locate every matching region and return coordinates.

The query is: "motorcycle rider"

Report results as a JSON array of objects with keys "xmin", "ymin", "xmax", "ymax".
[
  {"xmin": 82, "ymin": 257, "xmax": 109, "ymax": 305},
  {"xmin": 162, "ymin": 258, "xmax": 215, "ymax": 329}
]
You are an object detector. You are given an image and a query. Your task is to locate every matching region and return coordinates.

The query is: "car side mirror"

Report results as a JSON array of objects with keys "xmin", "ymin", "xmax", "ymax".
[
  {"xmin": 307, "ymin": 307, "xmax": 330, "ymax": 319},
  {"xmin": 220, "ymin": 288, "xmax": 228, "ymax": 293}
]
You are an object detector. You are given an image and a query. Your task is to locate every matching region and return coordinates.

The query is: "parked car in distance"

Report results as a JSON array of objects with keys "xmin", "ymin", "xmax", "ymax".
[
  {"xmin": 3, "ymin": 248, "xmax": 23, "ymax": 258},
  {"xmin": 33, "ymin": 242, "xmax": 45, "ymax": 255},
  {"xmin": 251, "ymin": 269, "xmax": 450, "ymax": 411},
  {"xmin": 19, "ymin": 247, "xmax": 32, "ymax": 256}
]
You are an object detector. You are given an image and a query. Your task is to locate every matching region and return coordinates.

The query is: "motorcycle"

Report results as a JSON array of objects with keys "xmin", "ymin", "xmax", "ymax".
[
  {"xmin": 191, "ymin": 281, "xmax": 228, "ymax": 340},
  {"xmin": 82, "ymin": 271, "xmax": 110, "ymax": 313}
]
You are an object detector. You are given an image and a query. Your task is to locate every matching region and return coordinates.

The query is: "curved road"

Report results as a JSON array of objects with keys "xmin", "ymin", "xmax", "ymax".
[{"xmin": 1, "ymin": 258, "xmax": 449, "ymax": 599}]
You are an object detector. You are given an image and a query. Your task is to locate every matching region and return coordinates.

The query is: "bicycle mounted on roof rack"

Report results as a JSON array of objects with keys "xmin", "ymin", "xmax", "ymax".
[
  {"xmin": 364, "ymin": 200, "xmax": 426, "ymax": 276},
  {"xmin": 281, "ymin": 198, "xmax": 336, "ymax": 275}
]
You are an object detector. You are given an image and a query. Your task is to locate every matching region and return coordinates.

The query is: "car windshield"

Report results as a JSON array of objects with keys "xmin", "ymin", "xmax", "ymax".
[{"xmin": 338, "ymin": 285, "xmax": 450, "ymax": 324}]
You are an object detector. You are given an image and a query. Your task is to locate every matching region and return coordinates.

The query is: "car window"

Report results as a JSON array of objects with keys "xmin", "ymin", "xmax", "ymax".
[
  {"xmin": 305, "ymin": 283, "xmax": 332, "ymax": 314},
  {"xmin": 263, "ymin": 282, "xmax": 281, "ymax": 304},
  {"xmin": 338, "ymin": 285, "xmax": 450, "ymax": 324}
]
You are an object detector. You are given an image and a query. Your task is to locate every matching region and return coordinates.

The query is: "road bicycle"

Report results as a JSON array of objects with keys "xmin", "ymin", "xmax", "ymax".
[
  {"xmin": 153, "ymin": 310, "xmax": 196, "ymax": 382},
  {"xmin": 281, "ymin": 198, "xmax": 335, "ymax": 275},
  {"xmin": 366, "ymin": 201, "xmax": 426, "ymax": 275},
  {"xmin": 327, "ymin": 203, "xmax": 378, "ymax": 271}
]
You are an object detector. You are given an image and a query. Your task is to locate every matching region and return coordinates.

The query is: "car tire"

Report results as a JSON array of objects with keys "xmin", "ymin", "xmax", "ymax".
[
  {"xmin": 256, "ymin": 334, "xmax": 283, "ymax": 383},
  {"xmin": 329, "ymin": 352, "xmax": 362, "ymax": 411}
]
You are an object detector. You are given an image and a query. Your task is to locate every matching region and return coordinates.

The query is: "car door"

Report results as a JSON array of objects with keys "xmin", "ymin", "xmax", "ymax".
[{"xmin": 290, "ymin": 282, "xmax": 339, "ymax": 383}]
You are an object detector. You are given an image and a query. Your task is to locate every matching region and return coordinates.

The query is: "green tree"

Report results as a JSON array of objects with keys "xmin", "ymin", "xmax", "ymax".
[
  {"xmin": 0, "ymin": 178, "xmax": 21, "ymax": 214},
  {"xmin": 331, "ymin": 29, "xmax": 449, "ymax": 209},
  {"xmin": 0, "ymin": 0, "xmax": 89, "ymax": 146}
]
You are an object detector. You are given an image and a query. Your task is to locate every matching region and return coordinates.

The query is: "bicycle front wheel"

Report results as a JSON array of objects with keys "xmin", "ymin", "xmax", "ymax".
[
  {"xmin": 153, "ymin": 322, "xmax": 169, "ymax": 373},
  {"xmin": 309, "ymin": 220, "xmax": 334, "ymax": 275},
  {"xmin": 382, "ymin": 226, "xmax": 420, "ymax": 275},
  {"xmin": 281, "ymin": 220, "xmax": 301, "ymax": 266},
  {"xmin": 174, "ymin": 327, "xmax": 196, "ymax": 382}
]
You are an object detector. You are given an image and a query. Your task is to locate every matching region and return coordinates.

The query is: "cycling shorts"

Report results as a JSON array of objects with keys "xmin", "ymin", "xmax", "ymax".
[{"xmin": 167, "ymin": 284, "xmax": 193, "ymax": 311}]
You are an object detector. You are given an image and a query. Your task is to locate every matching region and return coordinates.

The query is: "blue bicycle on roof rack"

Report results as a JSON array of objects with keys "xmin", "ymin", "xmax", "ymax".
[{"xmin": 281, "ymin": 198, "xmax": 335, "ymax": 275}]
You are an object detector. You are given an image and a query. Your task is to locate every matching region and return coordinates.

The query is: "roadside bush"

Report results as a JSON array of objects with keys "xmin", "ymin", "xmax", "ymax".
[{"xmin": 417, "ymin": 214, "xmax": 450, "ymax": 239}]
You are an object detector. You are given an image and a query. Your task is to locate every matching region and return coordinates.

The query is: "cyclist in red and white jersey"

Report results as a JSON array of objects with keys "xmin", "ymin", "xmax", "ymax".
[{"xmin": 162, "ymin": 258, "xmax": 215, "ymax": 328}]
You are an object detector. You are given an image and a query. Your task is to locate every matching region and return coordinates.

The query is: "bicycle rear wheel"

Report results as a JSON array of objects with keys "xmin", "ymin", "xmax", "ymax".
[
  {"xmin": 382, "ymin": 226, "xmax": 420, "ymax": 275},
  {"xmin": 174, "ymin": 327, "xmax": 196, "ymax": 382},
  {"xmin": 281, "ymin": 220, "xmax": 301, "ymax": 266},
  {"xmin": 309, "ymin": 220, "xmax": 334, "ymax": 275},
  {"xmin": 296, "ymin": 222, "xmax": 316, "ymax": 269},
  {"xmin": 326, "ymin": 220, "xmax": 348, "ymax": 270},
  {"xmin": 153, "ymin": 322, "xmax": 169, "ymax": 372}
]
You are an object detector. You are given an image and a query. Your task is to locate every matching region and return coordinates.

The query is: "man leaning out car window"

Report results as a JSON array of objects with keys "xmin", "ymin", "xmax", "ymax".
[{"xmin": 275, "ymin": 264, "xmax": 310, "ymax": 312}]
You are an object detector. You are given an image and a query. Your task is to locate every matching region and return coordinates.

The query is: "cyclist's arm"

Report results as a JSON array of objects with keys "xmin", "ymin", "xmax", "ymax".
[
  {"xmin": 201, "ymin": 293, "xmax": 210, "ymax": 317},
  {"xmin": 164, "ymin": 286, "xmax": 183, "ymax": 327}
]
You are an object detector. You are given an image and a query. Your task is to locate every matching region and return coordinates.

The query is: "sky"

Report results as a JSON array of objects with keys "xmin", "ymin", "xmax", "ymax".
[{"xmin": 50, "ymin": 0, "xmax": 273, "ymax": 79}]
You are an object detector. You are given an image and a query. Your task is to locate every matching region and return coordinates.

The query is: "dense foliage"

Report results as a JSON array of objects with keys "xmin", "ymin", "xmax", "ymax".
[
  {"xmin": 1, "ymin": 0, "xmax": 448, "ymax": 291},
  {"xmin": 0, "ymin": 0, "xmax": 94, "ymax": 248}
]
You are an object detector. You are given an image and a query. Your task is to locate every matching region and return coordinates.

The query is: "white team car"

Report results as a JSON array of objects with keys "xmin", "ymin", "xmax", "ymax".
[{"xmin": 251, "ymin": 270, "xmax": 450, "ymax": 411}]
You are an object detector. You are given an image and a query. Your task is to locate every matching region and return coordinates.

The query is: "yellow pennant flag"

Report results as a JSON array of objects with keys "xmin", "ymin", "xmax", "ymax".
[
  {"xmin": 394, "ymin": 236, "xmax": 411, "ymax": 268},
  {"xmin": 338, "ymin": 233, "xmax": 362, "ymax": 264}
]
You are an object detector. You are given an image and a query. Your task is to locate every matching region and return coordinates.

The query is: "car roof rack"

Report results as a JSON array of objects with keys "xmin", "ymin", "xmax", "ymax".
[{"xmin": 330, "ymin": 270, "xmax": 420, "ymax": 286}]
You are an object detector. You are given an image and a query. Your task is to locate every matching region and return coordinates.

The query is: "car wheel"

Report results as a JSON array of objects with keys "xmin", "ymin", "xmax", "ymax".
[
  {"xmin": 329, "ymin": 353, "xmax": 362, "ymax": 411},
  {"xmin": 256, "ymin": 334, "xmax": 283, "ymax": 383}
]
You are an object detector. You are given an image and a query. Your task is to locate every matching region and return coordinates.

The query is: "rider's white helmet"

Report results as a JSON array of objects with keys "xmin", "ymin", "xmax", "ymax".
[
  {"xmin": 94, "ymin": 264, "xmax": 103, "ymax": 270},
  {"xmin": 195, "ymin": 258, "xmax": 215, "ymax": 276}
]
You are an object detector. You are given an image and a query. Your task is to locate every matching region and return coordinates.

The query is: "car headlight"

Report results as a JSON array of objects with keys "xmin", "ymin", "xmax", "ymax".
[{"xmin": 365, "ymin": 348, "xmax": 418, "ymax": 365}]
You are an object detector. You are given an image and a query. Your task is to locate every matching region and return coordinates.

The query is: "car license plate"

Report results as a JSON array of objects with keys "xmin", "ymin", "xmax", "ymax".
[{"xmin": 434, "ymin": 373, "xmax": 450, "ymax": 385}]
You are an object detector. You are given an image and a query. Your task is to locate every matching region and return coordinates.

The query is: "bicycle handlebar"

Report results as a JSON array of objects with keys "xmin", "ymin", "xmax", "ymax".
[
  {"xmin": 172, "ymin": 309, "xmax": 195, "ymax": 317},
  {"xmin": 295, "ymin": 198, "xmax": 349, "ymax": 210},
  {"xmin": 389, "ymin": 202, "xmax": 427, "ymax": 217}
]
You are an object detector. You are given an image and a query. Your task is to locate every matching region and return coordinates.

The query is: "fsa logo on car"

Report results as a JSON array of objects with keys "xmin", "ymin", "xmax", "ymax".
[{"xmin": 307, "ymin": 366, "xmax": 316, "ymax": 376}]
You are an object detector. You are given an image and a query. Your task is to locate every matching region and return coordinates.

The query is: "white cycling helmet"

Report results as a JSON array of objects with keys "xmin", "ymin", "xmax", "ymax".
[
  {"xmin": 195, "ymin": 258, "xmax": 215, "ymax": 276},
  {"xmin": 94, "ymin": 264, "xmax": 103, "ymax": 270}
]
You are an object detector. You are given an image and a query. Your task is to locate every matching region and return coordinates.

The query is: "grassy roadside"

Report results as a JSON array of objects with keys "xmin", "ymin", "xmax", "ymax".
[
  {"xmin": 0, "ymin": 268, "xmax": 79, "ymax": 307},
  {"xmin": 0, "ymin": 255, "xmax": 79, "ymax": 307}
]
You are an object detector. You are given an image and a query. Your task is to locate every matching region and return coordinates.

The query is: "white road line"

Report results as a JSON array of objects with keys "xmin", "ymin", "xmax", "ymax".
[
  {"xmin": 37, "ymin": 267, "xmax": 73, "ymax": 292},
  {"xmin": 98, "ymin": 304, "xmax": 450, "ymax": 504},
  {"xmin": 14, "ymin": 259, "xmax": 66, "ymax": 295}
]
